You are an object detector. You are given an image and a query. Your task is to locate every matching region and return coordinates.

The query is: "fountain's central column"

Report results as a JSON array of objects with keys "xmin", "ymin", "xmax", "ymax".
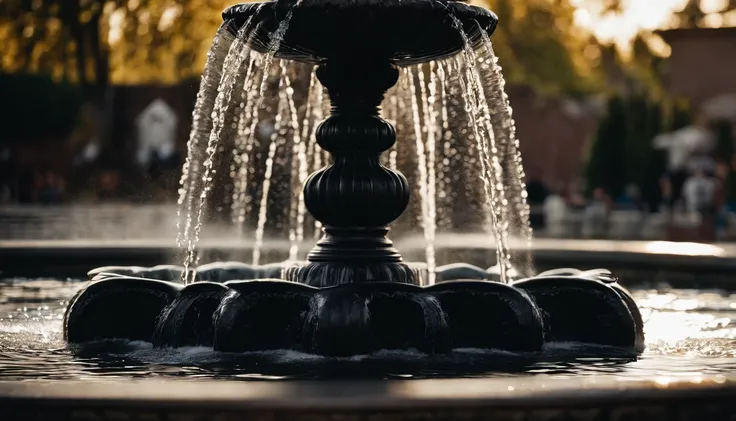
[{"xmin": 285, "ymin": 59, "xmax": 420, "ymax": 287}]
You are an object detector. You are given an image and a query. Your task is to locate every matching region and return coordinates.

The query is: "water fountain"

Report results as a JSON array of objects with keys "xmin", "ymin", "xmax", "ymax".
[{"xmin": 63, "ymin": 0, "xmax": 644, "ymax": 358}]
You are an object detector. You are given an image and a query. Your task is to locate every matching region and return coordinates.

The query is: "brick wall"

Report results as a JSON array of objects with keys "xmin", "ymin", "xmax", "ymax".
[
  {"xmin": 507, "ymin": 85, "xmax": 599, "ymax": 187},
  {"xmin": 658, "ymin": 27, "xmax": 736, "ymax": 109}
]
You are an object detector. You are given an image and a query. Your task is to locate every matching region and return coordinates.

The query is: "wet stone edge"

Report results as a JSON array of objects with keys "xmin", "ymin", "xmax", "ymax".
[{"xmin": 4, "ymin": 401, "xmax": 736, "ymax": 421}]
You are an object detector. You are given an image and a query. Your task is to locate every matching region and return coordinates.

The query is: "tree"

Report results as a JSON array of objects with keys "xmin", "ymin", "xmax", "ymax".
[
  {"xmin": 712, "ymin": 120, "xmax": 736, "ymax": 204},
  {"xmin": 0, "ymin": 72, "xmax": 83, "ymax": 143},
  {"xmin": 480, "ymin": 0, "xmax": 603, "ymax": 95},
  {"xmin": 672, "ymin": 0, "xmax": 736, "ymax": 28},
  {"xmin": 0, "ymin": 0, "xmax": 110, "ymax": 92},
  {"xmin": 105, "ymin": 1, "xmax": 230, "ymax": 84},
  {"xmin": 674, "ymin": 0, "xmax": 707, "ymax": 28},
  {"xmin": 0, "ymin": 0, "xmax": 614, "ymax": 94},
  {"xmin": 585, "ymin": 96, "xmax": 629, "ymax": 199},
  {"xmin": 626, "ymin": 34, "xmax": 667, "ymax": 98},
  {"xmin": 585, "ymin": 94, "xmax": 692, "ymax": 206},
  {"xmin": 0, "ymin": 0, "xmax": 231, "ymax": 87}
]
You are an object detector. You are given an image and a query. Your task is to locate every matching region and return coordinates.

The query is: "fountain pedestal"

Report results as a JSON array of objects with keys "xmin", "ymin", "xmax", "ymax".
[
  {"xmin": 285, "ymin": 60, "xmax": 419, "ymax": 287},
  {"xmin": 62, "ymin": 0, "xmax": 644, "ymax": 359}
]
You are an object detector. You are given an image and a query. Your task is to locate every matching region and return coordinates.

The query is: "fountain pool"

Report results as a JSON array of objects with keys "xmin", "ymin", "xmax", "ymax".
[
  {"xmin": 1, "ymin": 0, "xmax": 734, "ymax": 418},
  {"xmin": 1, "ymin": 265, "xmax": 735, "ymax": 419}
]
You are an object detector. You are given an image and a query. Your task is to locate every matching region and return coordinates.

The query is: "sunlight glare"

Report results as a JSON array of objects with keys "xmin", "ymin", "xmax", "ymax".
[
  {"xmin": 643, "ymin": 241, "xmax": 725, "ymax": 256},
  {"xmin": 108, "ymin": 9, "xmax": 126, "ymax": 45},
  {"xmin": 701, "ymin": 0, "xmax": 729, "ymax": 14},
  {"xmin": 159, "ymin": 6, "xmax": 182, "ymax": 32},
  {"xmin": 570, "ymin": 0, "xmax": 688, "ymax": 50}
]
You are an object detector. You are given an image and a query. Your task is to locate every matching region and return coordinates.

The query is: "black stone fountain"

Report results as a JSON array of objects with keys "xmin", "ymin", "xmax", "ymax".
[{"xmin": 64, "ymin": 0, "xmax": 644, "ymax": 358}]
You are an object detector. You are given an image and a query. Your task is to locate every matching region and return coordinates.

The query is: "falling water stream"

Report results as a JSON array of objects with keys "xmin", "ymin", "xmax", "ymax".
[
  {"xmin": 406, "ymin": 67, "xmax": 434, "ymax": 284},
  {"xmin": 176, "ymin": 13, "xmax": 533, "ymax": 284},
  {"xmin": 420, "ymin": 63, "xmax": 439, "ymax": 284},
  {"xmin": 450, "ymin": 14, "xmax": 512, "ymax": 283},
  {"xmin": 178, "ymin": 13, "xmax": 262, "ymax": 281},
  {"xmin": 230, "ymin": 51, "xmax": 258, "ymax": 232},
  {"xmin": 176, "ymin": 26, "xmax": 237, "ymax": 282},
  {"xmin": 252, "ymin": 69, "xmax": 287, "ymax": 266},
  {"xmin": 478, "ymin": 29, "xmax": 535, "ymax": 277},
  {"xmin": 288, "ymin": 68, "xmax": 318, "ymax": 261}
]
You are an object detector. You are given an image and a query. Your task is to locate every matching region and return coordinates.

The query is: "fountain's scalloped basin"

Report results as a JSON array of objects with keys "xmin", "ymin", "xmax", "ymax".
[
  {"xmin": 65, "ymin": 263, "xmax": 644, "ymax": 356},
  {"xmin": 222, "ymin": 0, "xmax": 498, "ymax": 65}
]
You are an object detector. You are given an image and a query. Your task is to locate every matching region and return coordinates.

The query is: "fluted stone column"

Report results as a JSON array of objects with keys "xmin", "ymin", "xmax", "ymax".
[{"xmin": 285, "ymin": 60, "xmax": 420, "ymax": 287}]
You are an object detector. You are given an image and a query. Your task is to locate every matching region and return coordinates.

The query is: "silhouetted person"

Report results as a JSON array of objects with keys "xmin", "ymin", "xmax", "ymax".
[
  {"xmin": 38, "ymin": 172, "xmax": 63, "ymax": 205},
  {"xmin": 543, "ymin": 183, "xmax": 567, "ymax": 237},
  {"xmin": 658, "ymin": 175, "xmax": 674, "ymax": 214},
  {"xmin": 17, "ymin": 169, "xmax": 37, "ymax": 203},
  {"xmin": 683, "ymin": 168, "xmax": 716, "ymax": 215},
  {"xmin": 525, "ymin": 175, "xmax": 549, "ymax": 205},
  {"xmin": 583, "ymin": 188, "xmax": 611, "ymax": 238},
  {"xmin": 617, "ymin": 184, "xmax": 645, "ymax": 212}
]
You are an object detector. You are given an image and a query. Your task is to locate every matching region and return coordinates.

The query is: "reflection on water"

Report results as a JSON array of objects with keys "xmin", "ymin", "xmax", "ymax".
[{"xmin": 1, "ymin": 279, "xmax": 735, "ymax": 381}]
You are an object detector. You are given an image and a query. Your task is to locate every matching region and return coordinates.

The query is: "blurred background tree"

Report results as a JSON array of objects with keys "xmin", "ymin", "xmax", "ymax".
[
  {"xmin": 585, "ymin": 96, "xmax": 629, "ymax": 200},
  {"xmin": 0, "ymin": 0, "xmax": 620, "ymax": 93},
  {"xmin": 0, "ymin": 73, "xmax": 83, "ymax": 142},
  {"xmin": 2, "ymin": 0, "xmax": 734, "ymax": 97},
  {"xmin": 0, "ymin": 0, "xmax": 228, "ymax": 88},
  {"xmin": 0, "ymin": 0, "xmax": 631, "ymax": 149},
  {"xmin": 673, "ymin": 0, "xmax": 736, "ymax": 28},
  {"xmin": 0, "ymin": 0, "xmax": 731, "ymax": 202},
  {"xmin": 584, "ymin": 95, "xmax": 692, "ymax": 206},
  {"xmin": 479, "ymin": 0, "xmax": 604, "ymax": 95}
]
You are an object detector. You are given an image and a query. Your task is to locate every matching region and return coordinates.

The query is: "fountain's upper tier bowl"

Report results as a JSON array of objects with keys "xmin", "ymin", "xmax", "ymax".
[{"xmin": 222, "ymin": 0, "xmax": 498, "ymax": 66}]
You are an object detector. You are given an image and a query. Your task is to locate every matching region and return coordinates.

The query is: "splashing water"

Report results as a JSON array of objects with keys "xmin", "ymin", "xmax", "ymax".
[
  {"xmin": 177, "ymin": 9, "xmax": 293, "ymax": 275},
  {"xmin": 177, "ymin": 28, "xmax": 235, "ymax": 261},
  {"xmin": 230, "ymin": 52, "xmax": 261, "ymax": 233},
  {"xmin": 176, "ymin": 12, "xmax": 533, "ymax": 283},
  {"xmin": 287, "ymin": 67, "xmax": 317, "ymax": 261},
  {"xmin": 477, "ymin": 29, "xmax": 535, "ymax": 277},
  {"xmin": 252, "ymin": 52, "xmax": 293, "ymax": 265},
  {"xmin": 178, "ymin": 15, "xmax": 261, "ymax": 283},
  {"xmin": 420, "ymin": 63, "xmax": 439, "ymax": 284},
  {"xmin": 406, "ymin": 66, "xmax": 436, "ymax": 286},
  {"xmin": 449, "ymin": 14, "xmax": 513, "ymax": 283}
]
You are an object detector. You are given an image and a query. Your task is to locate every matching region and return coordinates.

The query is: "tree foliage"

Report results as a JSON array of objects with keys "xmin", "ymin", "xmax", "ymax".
[
  {"xmin": 480, "ymin": 0, "xmax": 602, "ymax": 95},
  {"xmin": 0, "ymin": 0, "xmax": 605, "ymax": 94},
  {"xmin": 0, "ymin": 0, "xmax": 112, "ymax": 90},
  {"xmin": 675, "ymin": 0, "xmax": 708, "ymax": 27},
  {"xmin": 5, "ymin": 0, "xmax": 726, "ymax": 100},
  {"xmin": 672, "ymin": 0, "xmax": 736, "ymax": 28},
  {"xmin": 585, "ymin": 96, "xmax": 629, "ymax": 200},
  {"xmin": 712, "ymin": 120, "xmax": 736, "ymax": 203},
  {"xmin": 3, "ymin": 0, "xmax": 733, "ymax": 92},
  {"xmin": 0, "ymin": 0, "xmax": 231, "ymax": 86},
  {"xmin": 585, "ymin": 94, "xmax": 692, "ymax": 206},
  {"xmin": 0, "ymin": 72, "xmax": 83, "ymax": 142}
]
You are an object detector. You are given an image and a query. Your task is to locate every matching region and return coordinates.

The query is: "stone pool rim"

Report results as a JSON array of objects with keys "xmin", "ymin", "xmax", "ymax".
[
  {"xmin": 0, "ymin": 376, "xmax": 733, "ymax": 411},
  {"xmin": 3, "ymin": 239, "xmax": 736, "ymax": 291}
]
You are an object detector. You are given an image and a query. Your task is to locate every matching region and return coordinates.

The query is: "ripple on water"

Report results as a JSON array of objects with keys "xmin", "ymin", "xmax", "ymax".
[{"xmin": 1, "ymin": 279, "xmax": 736, "ymax": 381}]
